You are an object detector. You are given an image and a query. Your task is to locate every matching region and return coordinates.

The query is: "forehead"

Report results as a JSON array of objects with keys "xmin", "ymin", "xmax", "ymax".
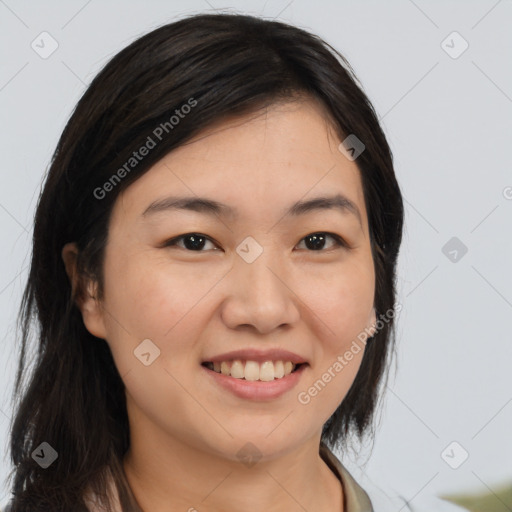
[{"xmin": 112, "ymin": 99, "xmax": 368, "ymax": 230}]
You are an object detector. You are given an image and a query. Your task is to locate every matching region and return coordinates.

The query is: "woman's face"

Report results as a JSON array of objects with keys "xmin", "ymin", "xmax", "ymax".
[{"xmin": 77, "ymin": 99, "xmax": 376, "ymax": 461}]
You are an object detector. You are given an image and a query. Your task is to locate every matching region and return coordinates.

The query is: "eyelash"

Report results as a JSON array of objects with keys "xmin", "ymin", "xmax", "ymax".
[{"xmin": 163, "ymin": 232, "xmax": 349, "ymax": 252}]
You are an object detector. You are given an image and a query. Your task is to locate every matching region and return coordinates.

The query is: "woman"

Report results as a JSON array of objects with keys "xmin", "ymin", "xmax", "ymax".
[{"xmin": 3, "ymin": 13, "xmax": 467, "ymax": 512}]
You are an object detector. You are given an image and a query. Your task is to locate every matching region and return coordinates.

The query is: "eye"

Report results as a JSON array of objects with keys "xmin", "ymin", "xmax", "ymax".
[
  {"xmin": 163, "ymin": 232, "xmax": 348, "ymax": 252},
  {"xmin": 163, "ymin": 233, "xmax": 219, "ymax": 251},
  {"xmin": 295, "ymin": 232, "xmax": 348, "ymax": 251}
]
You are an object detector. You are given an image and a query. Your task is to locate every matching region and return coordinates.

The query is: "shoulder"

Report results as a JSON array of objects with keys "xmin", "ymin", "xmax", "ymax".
[
  {"xmin": 357, "ymin": 475, "xmax": 470, "ymax": 512},
  {"xmin": 319, "ymin": 442, "xmax": 469, "ymax": 512}
]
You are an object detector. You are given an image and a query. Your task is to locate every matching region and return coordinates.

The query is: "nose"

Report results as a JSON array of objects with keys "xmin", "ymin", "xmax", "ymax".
[{"xmin": 220, "ymin": 247, "xmax": 300, "ymax": 335}]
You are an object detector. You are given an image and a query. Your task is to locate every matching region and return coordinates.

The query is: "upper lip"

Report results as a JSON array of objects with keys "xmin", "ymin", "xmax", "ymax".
[{"xmin": 202, "ymin": 349, "xmax": 309, "ymax": 365}]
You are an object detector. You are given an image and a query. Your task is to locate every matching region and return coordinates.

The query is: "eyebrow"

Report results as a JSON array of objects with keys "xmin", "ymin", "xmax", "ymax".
[{"xmin": 142, "ymin": 193, "xmax": 362, "ymax": 226}]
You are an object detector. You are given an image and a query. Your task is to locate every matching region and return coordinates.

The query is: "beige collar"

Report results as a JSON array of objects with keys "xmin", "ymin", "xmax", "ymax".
[{"xmin": 320, "ymin": 441, "xmax": 374, "ymax": 511}]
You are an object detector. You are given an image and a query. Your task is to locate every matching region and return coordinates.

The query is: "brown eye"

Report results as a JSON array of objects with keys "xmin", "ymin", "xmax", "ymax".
[
  {"xmin": 163, "ymin": 232, "xmax": 348, "ymax": 253},
  {"xmin": 296, "ymin": 232, "xmax": 347, "ymax": 251},
  {"xmin": 164, "ymin": 233, "xmax": 219, "ymax": 251}
]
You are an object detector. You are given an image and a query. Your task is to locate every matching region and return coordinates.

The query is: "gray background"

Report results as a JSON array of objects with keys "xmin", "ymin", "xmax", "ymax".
[{"xmin": 1, "ymin": 0, "xmax": 511, "ymax": 506}]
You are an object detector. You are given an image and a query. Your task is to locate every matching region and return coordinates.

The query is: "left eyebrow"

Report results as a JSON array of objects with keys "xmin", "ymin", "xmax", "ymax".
[{"xmin": 141, "ymin": 193, "xmax": 362, "ymax": 227}]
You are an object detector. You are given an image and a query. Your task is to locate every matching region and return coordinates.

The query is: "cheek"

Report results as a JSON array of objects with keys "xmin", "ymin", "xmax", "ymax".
[
  {"xmin": 295, "ymin": 339, "xmax": 365, "ymax": 431},
  {"xmin": 295, "ymin": 262, "xmax": 373, "ymax": 420},
  {"xmin": 100, "ymin": 252, "xmax": 221, "ymax": 369},
  {"xmin": 292, "ymin": 259, "xmax": 374, "ymax": 346}
]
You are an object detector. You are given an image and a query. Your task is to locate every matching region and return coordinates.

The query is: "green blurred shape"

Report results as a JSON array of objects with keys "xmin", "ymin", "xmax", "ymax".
[{"xmin": 442, "ymin": 483, "xmax": 512, "ymax": 512}]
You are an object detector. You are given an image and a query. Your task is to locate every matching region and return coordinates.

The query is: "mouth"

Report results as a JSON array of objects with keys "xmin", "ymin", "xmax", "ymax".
[{"xmin": 201, "ymin": 360, "xmax": 308, "ymax": 382}]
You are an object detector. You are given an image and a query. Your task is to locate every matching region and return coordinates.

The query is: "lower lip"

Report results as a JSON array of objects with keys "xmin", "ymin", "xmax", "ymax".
[{"xmin": 201, "ymin": 364, "xmax": 308, "ymax": 401}]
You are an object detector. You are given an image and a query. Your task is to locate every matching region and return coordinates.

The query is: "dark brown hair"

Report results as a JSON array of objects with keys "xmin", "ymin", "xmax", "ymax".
[{"xmin": 7, "ymin": 13, "xmax": 404, "ymax": 512}]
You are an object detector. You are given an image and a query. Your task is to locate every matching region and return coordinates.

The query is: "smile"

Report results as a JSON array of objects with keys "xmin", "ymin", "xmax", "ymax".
[
  {"xmin": 202, "ymin": 359, "xmax": 305, "ymax": 381},
  {"xmin": 201, "ymin": 361, "xmax": 308, "ymax": 401}
]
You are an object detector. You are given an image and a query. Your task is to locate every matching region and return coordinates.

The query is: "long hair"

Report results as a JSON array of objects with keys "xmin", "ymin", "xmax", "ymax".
[{"xmin": 7, "ymin": 13, "xmax": 404, "ymax": 511}]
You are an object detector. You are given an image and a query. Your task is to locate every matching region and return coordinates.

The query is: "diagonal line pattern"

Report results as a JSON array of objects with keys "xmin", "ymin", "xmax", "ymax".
[
  {"xmin": 398, "ymin": 472, "xmax": 439, "ymax": 511},
  {"xmin": 470, "ymin": 204, "xmax": 499, "ymax": 233},
  {"xmin": 387, "ymin": 386, "xmax": 440, "ymax": 438},
  {"xmin": 199, "ymin": 470, "xmax": 233, "ymax": 503},
  {"xmin": 266, "ymin": 469, "xmax": 309, "ymax": 511},
  {"xmin": 404, "ymin": 198, "xmax": 439, "ymax": 234},
  {"xmin": 163, "ymin": 367, "xmax": 234, "ymax": 438},
  {"xmin": 379, "ymin": 62, "xmax": 439, "ymax": 121},
  {"xmin": 265, "ymin": 409, "xmax": 294, "ymax": 437},
  {"xmin": 471, "ymin": 471, "xmax": 512, "ymax": 511},
  {"xmin": 472, "ymin": 61, "xmax": 512, "ymax": 104},
  {"xmin": 0, "ymin": 0, "xmax": 29, "ymax": 28},
  {"xmin": 0, "ymin": 203, "xmax": 28, "ymax": 233},
  {"xmin": 202, "ymin": 0, "xmax": 217, "ymax": 10},
  {"xmin": 0, "ymin": 406, "xmax": 12, "ymax": 422},
  {"xmin": 471, "ymin": 265, "xmax": 512, "ymax": 309},
  {"xmin": 273, "ymin": 0, "xmax": 295, "ymax": 20},
  {"xmin": 97, "ymin": 300, "xmax": 134, "ymax": 338},
  {"xmin": 471, "ymin": 0, "xmax": 503, "ymax": 30},
  {"xmin": 0, "ymin": 264, "xmax": 29, "ymax": 297},
  {"xmin": 405, "ymin": 266, "xmax": 438, "ymax": 298},
  {"xmin": 0, "ymin": 62, "xmax": 29, "ymax": 92},
  {"xmin": 472, "ymin": 396, "xmax": 512, "ymax": 439},
  {"xmin": 120, "ymin": 367, "xmax": 132, "ymax": 380},
  {"xmin": 61, "ymin": 61, "xmax": 87, "ymax": 87},
  {"xmin": 407, "ymin": 0, "xmax": 439, "ymax": 28},
  {"xmin": 61, "ymin": 0, "xmax": 93, "ymax": 29}
]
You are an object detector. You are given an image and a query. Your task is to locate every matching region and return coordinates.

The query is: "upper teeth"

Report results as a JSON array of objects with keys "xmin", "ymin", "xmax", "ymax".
[{"xmin": 205, "ymin": 360, "xmax": 297, "ymax": 381}]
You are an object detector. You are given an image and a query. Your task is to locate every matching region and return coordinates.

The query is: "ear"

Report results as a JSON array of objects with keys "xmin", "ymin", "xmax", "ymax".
[{"xmin": 61, "ymin": 242, "xmax": 108, "ymax": 340}]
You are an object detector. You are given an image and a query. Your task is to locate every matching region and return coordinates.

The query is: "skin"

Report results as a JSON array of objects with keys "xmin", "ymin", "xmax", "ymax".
[{"xmin": 62, "ymin": 98, "xmax": 377, "ymax": 512}]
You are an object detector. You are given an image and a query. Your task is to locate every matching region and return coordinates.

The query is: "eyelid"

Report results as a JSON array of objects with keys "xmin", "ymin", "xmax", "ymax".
[
  {"xmin": 162, "ymin": 233, "xmax": 220, "ymax": 251},
  {"xmin": 163, "ymin": 232, "xmax": 350, "ymax": 251}
]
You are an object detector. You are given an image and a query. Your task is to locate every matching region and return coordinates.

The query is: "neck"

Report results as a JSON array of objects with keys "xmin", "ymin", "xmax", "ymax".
[{"xmin": 122, "ymin": 426, "xmax": 343, "ymax": 512}]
